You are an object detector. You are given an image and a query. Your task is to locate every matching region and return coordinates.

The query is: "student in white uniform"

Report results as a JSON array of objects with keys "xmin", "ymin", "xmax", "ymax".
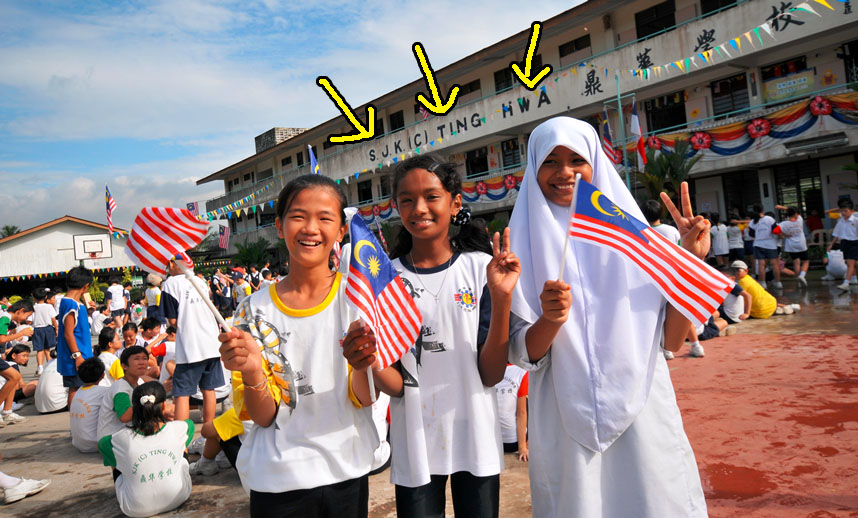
[
  {"xmin": 507, "ymin": 117, "xmax": 708, "ymax": 518},
  {"xmin": 95, "ymin": 328, "xmax": 124, "ymax": 387},
  {"xmin": 97, "ymin": 346, "xmax": 148, "ymax": 439},
  {"xmin": 105, "ymin": 279, "xmax": 126, "ymax": 329},
  {"xmin": 69, "ymin": 358, "xmax": 107, "ymax": 453},
  {"xmin": 709, "ymin": 213, "xmax": 730, "ymax": 265},
  {"xmin": 98, "ymin": 381, "xmax": 193, "ymax": 517},
  {"xmin": 35, "ymin": 351, "xmax": 69, "ymax": 413},
  {"xmin": 495, "ymin": 363, "xmax": 529, "ymax": 460},
  {"xmin": 219, "ymin": 174, "xmax": 395, "ymax": 518},
  {"xmin": 775, "ymin": 205, "xmax": 809, "ymax": 287},
  {"xmin": 381, "ymin": 155, "xmax": 520, "ymax": 518},
  {"xmin": 745, "ymin": 205, "xmax": 781, "ymax": 289}
]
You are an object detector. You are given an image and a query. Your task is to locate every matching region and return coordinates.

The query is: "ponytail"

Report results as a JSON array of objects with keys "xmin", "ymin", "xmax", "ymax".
[
  {"xmin": 130, "ymin": 381, "xmax": 167, "ymax": 436},
  {"xmin": 96, "ymin": 327, "xmax": 116, "ymax": 354},
  {"xmin": 752, "ymin": 203, "xmax": 763, "ymax": 224},
  {"xmin": 451, "ymin": 218, "xmax": 492, "ymax": 255}
]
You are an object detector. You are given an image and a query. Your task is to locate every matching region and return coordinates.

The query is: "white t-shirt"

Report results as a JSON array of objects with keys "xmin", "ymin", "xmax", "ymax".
[
  {"xmin": 35, "ymin": 359, "xmax": 69, "ymax": 413},
  {"xmin": 158, "ymin": 341, "xmax": 177, "ymax": 386},
  {"xmin": 390, "ymin": 252, "xmax": 503, "ymax": 487},
  {"xmin": 91, "ymin": 312, "xmax": 109, "ymax": 337},
  {"xmin": 70, "ymin": 384, "xmax": 108, "ymax": 452},
  {"xmin": 99, "ymin": 420, "xmax": 193, "ymax": 518},
  {"xmin": 97, "ymin": 377, "xmax": 135, "ymax": 439},
  {"xmin": 161, "ymin": 274, "xmax": 220, "ymax": 364},
  {"xmin": 371, "ymin": 393, "xmax": 391, "ymax": 472},
  {"xmin": 710, "ymin": 224, "xmax": 729, "ymax": 256},
  {"xmin": 53, "ymin": 294, "xmax": 64, "ymax": 314},
  {"xmin": 749, "ymin": 216, "xmax": 778, "ymax": 249},
  {"xmin": 778, "ymin": 217, "xmax": 807, "ymax": 252},
  {"xmin": 651, "ymin": 223, "xmax": 681, "ymax": 245},
  {"xmin": 33, "ymin": 302, "xmax": 58, "ymax": 328},
  {"xmin": 496, "ymin": 364, "xmax": 528, "ymax": 444},
  {"xmin": 106, "ymin": 285, "xmax": 126, "ymax": 311},
  {"xmin": 827, "ymin": 250, "xmax": 848, "ymax": 277},
  {"xmin": 833, "ymin": 213, "xmax": 858, "ymax": 241},
  {"xmin": 234, "ymin": 276, "xmax": 378, "ymax": 493},
  {"xmin": 234, "ymin": 281, "xmax": 251, "ymax": 304},
  {"xmin": 145, "ymin": 287, "xmax": 161, "ymax": 307},
  {"xmin": 727, "ymin": 225, "xmax": 744, "ymax": 249},
  {"xmin": 721, "ymin": 284, "xmax": 746, "ymax": 322},
  {"xmin": 98, "ymin": 351, "xmax": 124, "ymax": 387}
]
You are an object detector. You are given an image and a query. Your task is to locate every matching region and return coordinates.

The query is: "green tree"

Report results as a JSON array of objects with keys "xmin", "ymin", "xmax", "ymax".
[
  {"xmin": 636, "ymin": 139, "xmax": 701, "ymax": 211},
  {"xmin": 234, "ymin": 237, "xmax": 273, "ymax": 267},
  {"xmin": 0, "ymin": 225, "xmax": 21, "ymax": 238}
]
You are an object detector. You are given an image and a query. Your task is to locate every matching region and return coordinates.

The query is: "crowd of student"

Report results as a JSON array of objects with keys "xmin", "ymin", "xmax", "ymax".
[{"xmin": 0, "ymin": 116, "xmax": 849, "ymax": 517}]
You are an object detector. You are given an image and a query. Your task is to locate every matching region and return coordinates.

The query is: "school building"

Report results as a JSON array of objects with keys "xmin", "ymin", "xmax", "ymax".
[{"xmin": 196, "ymin": 0, "xmax": 858, "ymax": 256}]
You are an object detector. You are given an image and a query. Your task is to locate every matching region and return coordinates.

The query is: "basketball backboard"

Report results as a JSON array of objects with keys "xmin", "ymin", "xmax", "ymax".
[{"xmin": 73, "ymin": 233, "xmax": 113, "ymax": 261}]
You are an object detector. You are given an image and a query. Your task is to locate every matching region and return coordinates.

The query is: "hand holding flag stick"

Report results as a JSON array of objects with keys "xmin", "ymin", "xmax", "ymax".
[{"xmin": 558, "ymin": 173, "xmax": 583, "ymax": 280}]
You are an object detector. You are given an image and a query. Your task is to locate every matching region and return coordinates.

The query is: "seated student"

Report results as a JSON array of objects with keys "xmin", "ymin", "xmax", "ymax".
[
  {"xmin": 97, "ymin": 346, "xmax": 149, "ymax": 439},
  {"xmin": 129, "ymin": 298, "xmax": 146, "ymax": 327},
  {"xmin": 96, "ymin": 328, "xmax": 125, "ymax": 387},
  {"xmin": 138, "ymin": 318, "xmax": 165, "ymax": 378},
  {"xmin": 495, "ymin": 363, "xmax": 529, "ymax": 462},
  {"xmin": 153, "ymin": 326, "xmax": 176, "ymax": 393},
  {"xmin": 731, "ymin": 261, "xmax": 800, "ymax": 318},
  {"xmin": 0, "ymin": 300, "xmax": 35, "ymax": 357},
  {"xmin": 0, "ymin": 345, "xmax": 39, "ymax": 406},
  {"xmin": 715, "ymin": 265, "xmax": 752, "ymax": 325},
  {"xmin": 121, "ymin": 322, "xmax": 144, "ymax": 350},
  {"xmin": 821, "ymin": 249, "xmax": 848, "ymax": 281},
  {"xmin": 189, "ymin": 405, "xmax": 249, "ymax": 476},
  {"xmin": 70, "ymin": 358, "xmax": 108, "ymax": 453},
  {"xmin": 35, "ymin": 349, "xmax": 69, "ymax": 413},
  {"xmin": 91, "ymin": 305, "xmax": 112, "ymax": 340},
  {"xmin": 98, "ymin": 382, "xmax": 193, "ymax": 518}
]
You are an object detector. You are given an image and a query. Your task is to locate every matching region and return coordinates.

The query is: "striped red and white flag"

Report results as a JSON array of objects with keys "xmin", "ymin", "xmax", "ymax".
[
  {"xmin": 346, "ymin": 215, "xmax": 421, "ymax": 369},
  {"xmin": 568, "ymin": 180, "xmax": 733, "ymax": 327},
  {"xmin": 218, "ymin": 225, "xmax": 230, "ymax": 249},
  {"xmin": 125, "ymin": 207, "xmax": 209, "ymax": 275}
]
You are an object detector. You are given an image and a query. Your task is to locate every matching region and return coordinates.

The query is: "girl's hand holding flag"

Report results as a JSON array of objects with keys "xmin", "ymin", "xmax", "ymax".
[{"xmin": 341, "ymin": 320, "xmax": 378, "ymax": 373}]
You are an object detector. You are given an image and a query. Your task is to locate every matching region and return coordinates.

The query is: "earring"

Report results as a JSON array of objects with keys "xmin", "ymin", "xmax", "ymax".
[{"xmin": 452, "ymin": 206, "xmax": 472, "ymax": 226}]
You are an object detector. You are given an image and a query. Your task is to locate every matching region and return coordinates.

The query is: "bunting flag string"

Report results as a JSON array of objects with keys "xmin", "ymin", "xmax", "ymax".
[
  {"xmin": 0, "ymin": 266, "xmax": 142, "ymax": 282},
  {"xmin": 203, "ymin": 181, "xmax": 274, "ymax": 221}
]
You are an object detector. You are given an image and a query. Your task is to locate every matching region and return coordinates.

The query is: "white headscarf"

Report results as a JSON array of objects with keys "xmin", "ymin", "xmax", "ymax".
[{"xmin": 509, "ymin": 117, "xmax": 666, "ymax": 453}]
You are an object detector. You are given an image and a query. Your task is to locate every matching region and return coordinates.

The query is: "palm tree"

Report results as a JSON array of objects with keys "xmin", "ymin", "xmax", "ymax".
[
  {"xmin": 234, "ymin": 237, "xmax": 273, "ymax": 267},
  {"xmin": 0, "ymin": 225, "xmax": 20, "ymax": 238},
  {"xmin": 636, "ymin": 139, "xmax": 701, "ymax": 217}
]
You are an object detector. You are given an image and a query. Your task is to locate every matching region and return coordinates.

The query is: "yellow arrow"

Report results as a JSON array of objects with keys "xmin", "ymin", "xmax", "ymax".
[
  {"xmin": 412, "ymin": 42, "xmax": 459, "ymax": 115},
  {"xmin": 510, "ymin": 22, "xmax": 553, "ymax": 91},
  {"xmin": 316, "ymin": 76, "xmax": 375, "ymax": 144}
]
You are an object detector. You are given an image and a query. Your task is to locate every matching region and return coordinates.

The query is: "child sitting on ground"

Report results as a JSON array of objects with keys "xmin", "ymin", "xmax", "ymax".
[
  {"xmin": 821, "ymin": 249, "xmax": 848, "ymax": 281},
  {"xmin": 715, "ymin": 265, "xmax": 752, "ymax": 325},
  {"xmin": 121, "ymin": 323, "xmax": 144, "ymax": 349},
  {"xmin": 153, "ymin": 326, "xmax": 176, "ymax": 394},
  {"xmin": 98, "ymin": 381, "xmax": 193, "ymax": 517},
  {"xmin": 69, "ymin": 358, "xmax": 107, "ymax": 453},
  {"xmin": 35, "ymin": 349, "xmax": 69, "ymax": 413},
  {"xmin": 96, "ymin": 328, "xmax": 125, "ymax": 387},
  {"xmin": 0, "ymin": 345, "xmax": 38, "ymax": 414},
  {"xmin": 97, "ymin": 346, "xmax": 149, "ymax": 439},
  {"xmin": 189, "ymin": 371, "xmax": 251, "ymax": 476},
  {"xmin": 731, "ymin": 261, "xmax": 800, "ymax": 318}
]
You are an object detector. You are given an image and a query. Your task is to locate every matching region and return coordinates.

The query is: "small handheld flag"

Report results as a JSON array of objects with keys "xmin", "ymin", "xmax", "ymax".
[
  {"xmin": 566, "ymin": 180, "xmax": 732, "ymax": 327},
  {"xmin": 105, "ymin": 186, "xmax": 117, "ymax": 233},
  {"xmin": 345, "ymin": 215, "xmax": 421, "ymax": 370},
  {"xmin": 308, "ymin": 145, "xmax": 320, "ymax": 175}
]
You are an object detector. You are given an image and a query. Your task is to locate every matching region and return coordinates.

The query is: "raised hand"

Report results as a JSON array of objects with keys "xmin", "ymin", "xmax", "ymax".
[
  {"xmin": 660, "ymin": 182, "xmax": 710, "ymax": 260},
  {"xmin": 486, "ymin": 227, "xmax": 521, "ymax": 300},
  {"xmin": 342, "ymin": 319, "xmax": 377, "ymax": 373},
  {"xmin": 219, "ymin": 327, "xmax": 262, "ymax": 375}
]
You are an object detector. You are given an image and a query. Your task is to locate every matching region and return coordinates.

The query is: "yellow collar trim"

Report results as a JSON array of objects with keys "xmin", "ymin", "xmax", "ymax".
[{"xmin": 269, "ymin": 273, "xmax": 341, "ymax": 317}]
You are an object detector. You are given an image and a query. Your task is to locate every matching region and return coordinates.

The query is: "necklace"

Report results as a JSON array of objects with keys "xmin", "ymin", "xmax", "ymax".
[{"xmin": 408, "ymin": 251, "xmax": 454, "ymax": 302}]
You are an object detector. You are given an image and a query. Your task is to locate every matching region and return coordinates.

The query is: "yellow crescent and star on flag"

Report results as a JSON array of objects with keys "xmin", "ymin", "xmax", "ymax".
[
  {"xmin": 354, "ymin": 239, "xmax": 382, "ymax": 278},
  {"xmin": 590, "ymin": 189, "xmax": 628, "ymax": 221}
]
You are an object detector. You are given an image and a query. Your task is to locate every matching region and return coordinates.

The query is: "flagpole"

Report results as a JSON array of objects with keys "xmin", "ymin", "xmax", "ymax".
[
  {"xmin": 176, "ymin": 260, "xmax": 231, "ymax": 332},
  {"xmin": 558, "ymin": 173, "xmax": 583, "ymax": 281},
  {"xmin": 359, "ymin": 318, "xmax": 377, "ymax": 403}
]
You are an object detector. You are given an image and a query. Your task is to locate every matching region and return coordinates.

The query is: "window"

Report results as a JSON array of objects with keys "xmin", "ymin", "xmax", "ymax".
[
  {"xmin": 459, "ymin": 79, "xmax": 481, "ymax": 96},
  {"xmin": 722, "ymin": 170, "xmax": 760, "ymax": 218},
  {"xmin": 357, "ymin": 180, "xmax": 373, "ymax": 203},
  {"xmin": 774, "ymin": 160, "xmax": 823, "ymax": 216},
  {"xmin": 710, "ymin": 73, "xmax": 749, "ymax": 118},
  {"xmin": 311, "ymin": 146, "xmax": 318, "ymax": 159},
  {"xmin": 760, "ymin": 56, "xmax": 807, "ymax": 81},
  {"xmin": 281, "ymin": 156, "xmax": 292, "ymax": 168},
  {"xmin": 843, "ymin": 39, "xmax": 858, "ymax": 84},
  {"xmin": 494, "ymin": 67, "xmax": 513, "ymax": 93},
  {"xmin": 229, "ymin": 219, "xmax": 237, "ymax": 235},
  {"xmin": 257, "ymin": 168, "xmax": 273, "ymax": 181},
  {"xmin": 323, "ymin": 139, "xmax": 335, "ymax": 149},
  {"xmin": 258, "ymin": 212, "xmax": 276, "ymax": 227},
  {"xmin": 379, "ymin": 176, "xmax": 392, "ymax": 199},
  {"xmin": 644, "ymin": 90, "xmax": 686, "ymax": 133},
  {"xmin": 701, "ymin": 0, "xmax": 738, "ymax": 16},
  {"xmin": 296, "ymin": 151, "xmax": 304, "ymax": 166},
  {"xmin": 375, "ymin": 118, "xmax": 385, "ymax": 139},
  {"xmin": 244, "ymin": 173, "xmax": 253, "ymax": 183},
  {"xmin": 559, "ymin": 35, "xmax": 591, "ymax": 58},
  {"xmin": 635, "ymin": 0, "xmax": 676, "ymax": 40},
  {"xmin": 465, "ymin": 147, "xmax": 489, "ymax": 178},
  {"xmin": 501, "ymin": 139, "xmax": 521, "ymax": 169},
  {"xmin": 389, "ymin": 110, "xmax": 405, "ymax": 132}
]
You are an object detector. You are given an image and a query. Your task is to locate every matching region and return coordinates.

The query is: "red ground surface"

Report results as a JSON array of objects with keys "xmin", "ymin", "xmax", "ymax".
[{"xmin": 671, "ymin": 334, "xmax": 858, "ymax": 518}]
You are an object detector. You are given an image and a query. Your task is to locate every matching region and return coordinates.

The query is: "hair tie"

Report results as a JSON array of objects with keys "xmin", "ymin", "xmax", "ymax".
[
  {"xmin": 427, "ymin": 161, "xmax": 442, "ymax": 173},
  {"xmin": 139, "ymin": 395, "xmax": 156, "ymax": 405},
  {"xmin": 452, "ymin": 206, "xmax": 472, "ymax": 227}
]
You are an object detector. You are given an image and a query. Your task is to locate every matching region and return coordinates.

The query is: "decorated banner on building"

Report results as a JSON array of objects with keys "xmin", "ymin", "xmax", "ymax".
[{"xmin": 205, "ymin": 182, "xmax": 274, "ymax": 221}]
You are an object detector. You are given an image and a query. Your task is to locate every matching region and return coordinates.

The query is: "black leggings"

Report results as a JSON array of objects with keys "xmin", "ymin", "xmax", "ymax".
[
  {"xmin": 250, "ymin": 475, "xmax": 368, "ymax": 518},
  {"xmin": 395, "ymin": 472, "xmax": 500, "ymax": 518}
]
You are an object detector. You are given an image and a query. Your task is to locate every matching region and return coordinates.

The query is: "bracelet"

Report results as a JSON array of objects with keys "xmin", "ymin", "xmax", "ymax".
[{"xmin": 245, "ymin": 376, "xmax": 269, "ymax": 392}]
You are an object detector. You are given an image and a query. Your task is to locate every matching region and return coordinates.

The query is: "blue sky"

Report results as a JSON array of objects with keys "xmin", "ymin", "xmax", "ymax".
[{"xmin": 0, "ymin": 0, "xmax": 580, "ymax": 230}]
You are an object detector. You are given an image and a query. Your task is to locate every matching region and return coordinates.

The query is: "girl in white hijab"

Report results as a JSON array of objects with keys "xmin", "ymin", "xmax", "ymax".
[{"xmin": 508, "ymin": 117, "xmax": 708, "ymax": 517}]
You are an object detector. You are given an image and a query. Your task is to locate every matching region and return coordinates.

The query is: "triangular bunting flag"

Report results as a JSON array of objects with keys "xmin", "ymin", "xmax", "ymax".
[
  {"xmin": 760, "ymin": 22, "xmax": 776, "ymax": 39},
  {"xmin": 744, "ymin": 31, "xmax": 754, "ymax": 47},
  {"xmin": 794, "ymin": 2, "xmax": 821, "ymax": 16},
  {"xmin": 813, "ymin": 0, "xmax": 834, "ymax": 9},
  {"xmin": 753, "ymin": 27, "xmax": 764, "ymax": 46}
]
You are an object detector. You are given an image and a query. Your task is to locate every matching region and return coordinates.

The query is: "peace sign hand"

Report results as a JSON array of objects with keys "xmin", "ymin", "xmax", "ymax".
[
  {"xmin": 487, "ymin": 227, "xmax": 521, "ymax": 301},
  {"xmin": 660, "ymin": 182, "xmax": 710, "ymax": 260}
]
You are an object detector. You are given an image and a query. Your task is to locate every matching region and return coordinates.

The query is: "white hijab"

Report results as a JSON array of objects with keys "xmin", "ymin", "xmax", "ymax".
[{"xmin": 509, "ymin": 117, "xmax": 666, "ymax": 453}]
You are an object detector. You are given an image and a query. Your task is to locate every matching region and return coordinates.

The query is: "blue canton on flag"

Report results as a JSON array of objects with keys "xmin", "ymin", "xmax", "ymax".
[{"xmin": 345, "ymin": 215, "xmax": 421, "ymax": 369}]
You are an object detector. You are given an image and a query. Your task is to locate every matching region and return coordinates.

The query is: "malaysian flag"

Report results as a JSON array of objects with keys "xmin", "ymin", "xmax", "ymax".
[
  {"xmin": 345, "ymin": 215, "xmax": 421, "ymax": 369},
  {"xmin": 630, "ymin": 100, "xmax": 647, "ymax": 166},
  {"xmin": 105, "ymin": 186, "xmax": 117, "ymax": 233},
  {"xmin": 186, "ymin": 202, "xmax": 199, "ymax": 217},
  {"xmin": 419, "ymin": 105, "xmax": 431, "ymax": 121},
  {"xmin": 219, "ymin": 225, "xmax": 230, "ymax": 249},
  {"xmin": 308, "ymin": 145, "xmax": 320, "ymax": 175},
  {"xmin": 600, "ymin": 108, "xmax": 622, "ymax": 165},
  {"xmin": 125, "ymin": 207, "xmax": 209, "ymax": 275},
  {"xmin": 567, "ymin": 180, "xmax": 732, "ymax": 327}
]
